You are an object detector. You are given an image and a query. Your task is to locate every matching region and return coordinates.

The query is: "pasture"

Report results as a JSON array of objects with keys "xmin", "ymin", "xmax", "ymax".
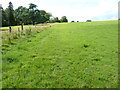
[{"xmin": 2, "ymin": 20, "xmax": 118, "ymax": 88}]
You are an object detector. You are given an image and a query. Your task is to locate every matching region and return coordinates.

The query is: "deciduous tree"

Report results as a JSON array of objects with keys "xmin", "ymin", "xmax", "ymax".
[
  {"xmin": 8, "ymin": 2, "xmax": 15, "ymax": 26},
  {"xmin": 60, "ymin": 16, "xmax": 68, "ymax": 22}
]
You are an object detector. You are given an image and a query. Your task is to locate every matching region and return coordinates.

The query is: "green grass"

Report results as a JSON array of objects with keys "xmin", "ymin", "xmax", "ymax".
[{"xmin": 2, "ymin": 20, "xmax": 118, "ymax": 88}]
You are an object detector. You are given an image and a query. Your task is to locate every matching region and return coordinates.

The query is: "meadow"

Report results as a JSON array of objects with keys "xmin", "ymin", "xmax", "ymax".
[{"xmin": 2, "ymin": 20, "xmax": 118, "ymax": 88}]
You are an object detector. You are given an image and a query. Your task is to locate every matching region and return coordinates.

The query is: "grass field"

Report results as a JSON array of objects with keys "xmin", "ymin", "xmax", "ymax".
[
  {"xmin": 0, "ymin": 23, "xmax": 48, "ymax": 31},
  {"xmin": 2, "ymin": 20, "xmax": 118, "ymax": 88},
  {"xmin": 0, "ymin": 25, "xmax": 34, "ymax": 31}
]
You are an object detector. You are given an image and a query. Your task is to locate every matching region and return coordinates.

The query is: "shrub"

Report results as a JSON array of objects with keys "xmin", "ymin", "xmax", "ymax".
[
  {"xmin": 71, "ymin": 21, "xmax": 75, "ymax": 22},
  {"xmin": 86, "ymin": 20, "xmax": 92, "ymax": 22}
]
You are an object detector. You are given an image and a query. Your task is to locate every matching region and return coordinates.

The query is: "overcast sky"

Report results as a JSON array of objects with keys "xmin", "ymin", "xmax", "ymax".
[{"xmin": 1, "ymin": 0, "xmax": 119, "ymax": 22}]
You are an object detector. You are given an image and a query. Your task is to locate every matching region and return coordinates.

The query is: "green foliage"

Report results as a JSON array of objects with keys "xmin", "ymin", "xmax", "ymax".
[
  {"xmin": 1, "ymin": 7, "xmax": 9, "ymax": 26},
  {"xmin": 2, "ymin": 2, "xmax": 54, "ymax": 26},
  {"xmin": 38, "ymin": 10, "xmax": 52, "ymax": 23},
  {"xmin": 8, "ymin": 2, "xmax": 15, "ymax": 26},
  {"xmin": 29, "ymin": 3, "xmax": 37, "ymax": 10},
  {"xmin": 14, "ymin": 6, "xmax": 29, "ymax": 25},
  {"xmin": 28, "ymin": 3, "xmax": 38, "ymax": 25},
  {"xmin": 2, "ymin": 20, "xmax": 118, "ymax": 88},
  {"xmin": 60, "ymin": 16, "xmax": 68, "ymax": 22},
  {"xmin": 54, "ymin": 17, "xmax": 60, "ymax": 23},
  {"xmin": 2, "ymin": 2, "xmax": 69, "ymax": 26}
]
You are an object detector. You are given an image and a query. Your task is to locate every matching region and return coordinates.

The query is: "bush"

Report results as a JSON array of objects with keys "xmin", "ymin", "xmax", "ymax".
[
  {"xmin": 71, "ymin": 21, "xmax": 75, "ymax": 22},
  {"xmin": 86, "ymin": 20, "xmax": 92, "ymax": 22}
]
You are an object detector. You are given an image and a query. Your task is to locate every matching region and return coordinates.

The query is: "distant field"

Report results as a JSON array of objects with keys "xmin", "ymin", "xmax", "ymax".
[
  {"xmin": 0, "ymin": 23, "xmax": 48, "ymax": 31},
  {"xmin": 2, "ymin": 20, "xmax": 118, "ymax": 88},
  {"xmin": 0, "ymin": 25, "xmax": 35, "ymax": 30}
]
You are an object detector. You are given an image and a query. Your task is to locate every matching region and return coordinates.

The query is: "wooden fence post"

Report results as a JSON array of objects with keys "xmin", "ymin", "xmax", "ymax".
[
  {"xmin": 9, "ymin": 26, "xmax": 12, "ymax": 33},
  {"xmin": 21, "ymin": 24, "xmax": 24, "ymax": 30},
  {"xmin": 18, "ymin": 27, "xmax": 20, "ymax": 37},
  {"xmin": 18, "ymin": 27, "xmax": 20, "ymax": 32},
  {"xmin": 29, "ymin": 27, "xmax": 31, "ymax": 32}
]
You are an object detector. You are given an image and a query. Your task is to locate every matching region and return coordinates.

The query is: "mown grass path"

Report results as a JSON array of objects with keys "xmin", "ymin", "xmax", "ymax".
[{"xmin": 2, "ymin": 21, "xmax": 118, "ymax": 88}]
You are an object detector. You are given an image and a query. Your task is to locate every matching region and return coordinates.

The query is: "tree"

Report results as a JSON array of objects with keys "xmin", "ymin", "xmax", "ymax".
[
  {"xmin": 54, "ymin": 17, "xmax": 60, "ymax": 22},
  {"xmin": 39, "ymin": 10, "xmax": 52, "ymax": 23},
  {"xmin": 2, "ymin": 2, "xmax": 64, "ymax": 26},
  {"xmin": 0, "ymin": 5, "xmax": 2, "ymax": 26},
  {"xmin": 71, "ymin": 21, "xmax": 75, "ymax": 22},
  {"xmin": 29, "ymin": 3, "xmax": 37, "ymax": 10},
  {"xmin": 49, "ymin": 17, "xmax": 55, "ymax": 23},
  {"xmin": 33, "ymin": 9, "xmax": 41, "ymax": 24},
  {"xmin": 60, "ymin": 16, "xmax": 68, "ymax": 22},
  {"xmin": 29, "ymin": 3, "xmax": 39, "ymax": 25},
  {"xmin": 14, "ymin": 6, "xmax": 29, "ymax": 25},
  {"xmin": 8, "ymin": 2, "xmax": 15, "ymax": 26},
  {"xmin": 1, "ymin": 6, "xmax": 9, "ymax": 26},
  {"xmin": 86, "ymin": 20, "xmax": 92, "ymax": 22},
  {"xmin": 44, "ymin": 12, "xmax": 52, "ymax": 22}
]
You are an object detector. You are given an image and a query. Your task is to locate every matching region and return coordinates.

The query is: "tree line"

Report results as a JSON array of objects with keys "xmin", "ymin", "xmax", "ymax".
[{"xmin": 1, "ymin": 2, "xmax": 68, "ymax": 27}]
